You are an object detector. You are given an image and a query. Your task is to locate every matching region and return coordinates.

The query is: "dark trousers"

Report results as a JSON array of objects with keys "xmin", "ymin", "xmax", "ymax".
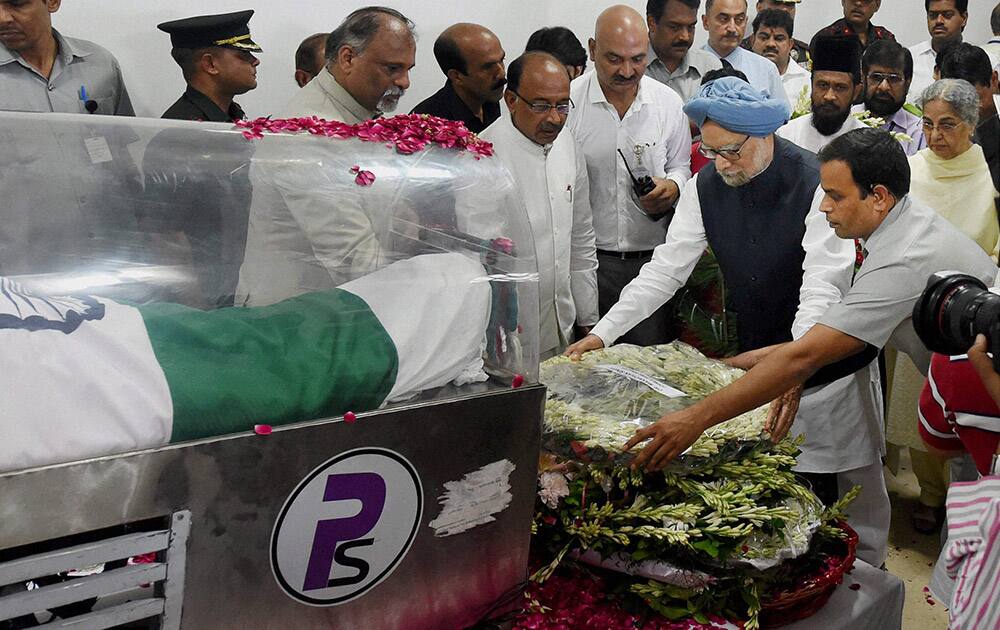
[
  {"xmin": 798, "ymin": 472, "xmax": 839, "ymax": 506},
  {"xmin": 597, "ymin": 251, "xmax": 679, "ymax": 346}
]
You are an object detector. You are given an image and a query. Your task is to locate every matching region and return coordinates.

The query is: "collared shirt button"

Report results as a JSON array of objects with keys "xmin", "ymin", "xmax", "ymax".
[{"xmin": 751, "ymin": 275, "xmax": 757, "ymax": 281}]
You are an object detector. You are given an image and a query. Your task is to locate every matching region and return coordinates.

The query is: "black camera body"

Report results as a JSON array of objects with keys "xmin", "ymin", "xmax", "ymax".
[{"xmin": 913, "ymin": 272, "xmax": 1000, "ymax": 371}]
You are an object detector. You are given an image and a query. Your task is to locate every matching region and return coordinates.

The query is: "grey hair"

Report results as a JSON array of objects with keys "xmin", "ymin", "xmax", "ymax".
[
  {"xmin": 920, "ymin": 78, "xmax": 981, "ymax": 128},
  {"xmin": 326, "ymin": 6, "xmax": 415, "ymax": 63}
]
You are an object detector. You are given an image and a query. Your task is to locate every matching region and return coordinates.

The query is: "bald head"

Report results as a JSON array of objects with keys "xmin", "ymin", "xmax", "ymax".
[
  {"xmin": 434, "ymin": 22, "xmax": 507, "ymax": 104},
  {"xmin": 594, "ymin": 4, "xmax": 649, "ymax": 43},
  {"xmin": 589, "ymin": 4, "xmax": 649, "ymax": 99},
  {"xmin": 505, "ymin": 52, "xmax": 572, "ymax": 145}
]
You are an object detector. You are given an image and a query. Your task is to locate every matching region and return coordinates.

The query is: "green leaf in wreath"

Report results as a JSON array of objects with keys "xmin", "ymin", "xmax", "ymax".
[{"xmin": 691, "ymin": 539, "xmax": 720, "ymax": 558}]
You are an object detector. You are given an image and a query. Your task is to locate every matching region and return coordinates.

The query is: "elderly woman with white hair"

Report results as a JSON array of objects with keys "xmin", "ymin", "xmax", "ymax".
[
  {"xmin": 886, "ymin": 78, "xmax": 1000, "ymax": 535},
  {"xmin": 911, "ymin": 79, "xmax": 1000, "ymax": 260}
]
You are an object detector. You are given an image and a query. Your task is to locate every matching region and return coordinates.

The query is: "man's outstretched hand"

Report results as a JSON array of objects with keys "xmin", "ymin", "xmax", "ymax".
[
  {"xmin": 765, "ymin": 384, "xmax": 803, "ymax": 442},
  {"xmin": 564, "ymin": 334, "xmax": 605, "ymax": 361},
  {"xmin": 623, "ymin": 408, "xmax": 709, "ymax": 472}
]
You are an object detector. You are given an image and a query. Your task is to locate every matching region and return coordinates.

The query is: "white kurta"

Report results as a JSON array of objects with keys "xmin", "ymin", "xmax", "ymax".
[
  {"xmin": 236, "ymin": 71, "xmax": 380, "ymax": 306},
  {"xmin": 776, "ymin": 113, "xmax": 867, "ymax": 154},
  {"xmin": 781, "ymin": 60, "xmax": 811, "ymax": 111},
  {"xmin": 480, "ymin": 118, "xmax": 599, "ymax": 356}
]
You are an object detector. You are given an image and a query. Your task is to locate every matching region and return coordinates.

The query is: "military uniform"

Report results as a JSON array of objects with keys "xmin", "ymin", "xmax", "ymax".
[
  {"xmin": 162, "ymin": 86, "xmax": 246, "ymax": 122},
  {"xmin": 142, "ymin": 11, "xmax": 262, "ymax": 306},
  {"xmin": 156, "ymin": 10, "xmax": 262, "ymax": 121},
  {"xmin": 811, "ymin": 18, "xmax": 896, "ymax": 51}
]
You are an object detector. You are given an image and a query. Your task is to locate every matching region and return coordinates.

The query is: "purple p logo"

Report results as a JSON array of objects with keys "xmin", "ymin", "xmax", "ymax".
[
  {"xmin": 302, "ymin": 473, "xmax": 386, "ymax": 591},
  {"xmin": 271, "ymin": 449, "xmax": 422, "ymax": 606}
]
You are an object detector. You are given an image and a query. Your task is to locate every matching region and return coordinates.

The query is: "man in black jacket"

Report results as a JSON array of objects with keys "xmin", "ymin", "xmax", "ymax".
[{"xmin": 157, "ymin": 10, "xmax": 261, "ymax": 122}]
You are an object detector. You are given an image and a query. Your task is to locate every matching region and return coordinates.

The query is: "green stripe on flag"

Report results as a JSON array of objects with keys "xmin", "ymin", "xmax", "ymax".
[{"xmin": 139, "ymin": 289, "xmax": 398, "ymax": 443}]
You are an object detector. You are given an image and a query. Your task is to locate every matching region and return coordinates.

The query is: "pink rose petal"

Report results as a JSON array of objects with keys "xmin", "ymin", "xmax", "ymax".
[
  {"xmin": 512, "ymin": 374, "xmax": 525, "ymax": 389},
  {"xmin": 344, "ymin": 411, "xmax": 357, "ymax": 423},
  {"xmin": 234, "ymin": 114, "xmax": 495, "ymax": 158},
  {"xmin": 354, "ymin": 170, "xmax": 376, "ymax": 186},
  {"xmin": 254, "ymin": 424, "xmax": 273, "ymax": 435}
]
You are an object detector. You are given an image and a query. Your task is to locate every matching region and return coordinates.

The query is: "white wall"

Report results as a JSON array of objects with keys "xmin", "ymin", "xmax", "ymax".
[{"xmin": 56, "ymin": 0, "xmax": 998, "ymax": 118}]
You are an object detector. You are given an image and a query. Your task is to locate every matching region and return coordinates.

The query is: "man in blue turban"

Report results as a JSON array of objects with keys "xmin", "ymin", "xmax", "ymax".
[{"xmin": 567, "ymin": 76, "xmax": 892, "ymax": 568}]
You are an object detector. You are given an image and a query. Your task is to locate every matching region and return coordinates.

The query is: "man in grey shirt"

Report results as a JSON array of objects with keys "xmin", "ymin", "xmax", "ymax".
[
  {"xmin": 0, "ymin": 0, "xmax": 133, "ymax": 114},
  {"xmin": 645, "ymin": 0, "xmax": 722, "ymax": 104},
  {"xmin": 606, "ymin": 128, "xmax": 998, "ymax": 471}
]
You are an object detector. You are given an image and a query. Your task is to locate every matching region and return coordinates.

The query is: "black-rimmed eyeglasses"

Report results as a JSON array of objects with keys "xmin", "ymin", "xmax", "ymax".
[
  {"xmin": 510, "ymin": 90, "xmax": 574, "ymax": 115},
  {"xmin": 698, "ymin": 135, "xmax": 751, "ymax": 161}
]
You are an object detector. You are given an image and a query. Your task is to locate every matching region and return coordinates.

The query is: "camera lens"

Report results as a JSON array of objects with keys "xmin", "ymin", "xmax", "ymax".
[{"xmin": 913, "ymin": 272, "xmax": 1000, "ymax": 355}]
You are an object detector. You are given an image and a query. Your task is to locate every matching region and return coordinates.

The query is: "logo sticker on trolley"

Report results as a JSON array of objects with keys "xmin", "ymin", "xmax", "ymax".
[{"xmin": 270, "ymin": 447, "xmax": 423, "ymax": 606}]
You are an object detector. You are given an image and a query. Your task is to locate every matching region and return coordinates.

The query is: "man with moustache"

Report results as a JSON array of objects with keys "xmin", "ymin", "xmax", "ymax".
[
  {"xmin": 237, "ymin": 6, "xmax": 417, "ymax": 306},
  {"xmin": 814, "ymin": 0, "xmax": 895, "ymax": 50},
  {"xmin": 480, "ymin": 52, "xmax": 598, "ymax": 358},
  {"xmin": 909, "ymin": 0, "xmax": 970, "ymax": 102},
  {"xmin": 740, "ymin": 0, "xmax": 809, "ymax": 68},
  {"xmin": 0, "ymin": 0, "xmax": 141, "ymax": 282},
  {"xmin": 567, "ymin": 79, "xmax": 891, "ymax": 566},
  {"xmin": 412, "ymin": 23, "xmax": 506, "ymax": 133},
  {"xmin": 749, "ymin": 9, "xmax": 810, "ymax": 107},
  {"xmin": 280, "ymin": 6, "xmax": 415, "ymax": 121},
  {"xmin": 567, "ymin": 5, "xmax": 692, "ymax": 346},
  {"xmin": 777, "ymin": 35, "xmax": 866, "ymax": 154},
  {"xmin": 701, "ymin": 0, "xmax": 787, "ymax": 108},
  {"xmin": 855, "ymin": 40, "xmax": 926, "ymax": 156},
  {"xmin": 0, "ymin": 0, "xmax": 133, "ymax": 114},
  {"xmin": 645, "ymin": 0, "xmax": 723, "ymax": 104}
]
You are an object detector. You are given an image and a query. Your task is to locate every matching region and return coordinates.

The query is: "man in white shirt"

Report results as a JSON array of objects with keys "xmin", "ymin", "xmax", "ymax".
[
  {"xmin": 986, "ymin": 3, "xmax": 1000, "ymax": 61},
  {"xmin": 748, "ymin": 8, "xmax": 810, "ymax": 110},
  {"xmin": 567, "ymin": 78, "xmax": 890, "ymax": 566},
  {"xmin": 645, "ymin": 0, "xmax": 723, "ymax": 104},
  {"xmin": 700, "ymin": 0, "xmax": 788, "ymax": 109},
  {"xmin": 908, "ymin": 0, "xmax": 971, "ymax": 102},
  {"xmin": 777, "ymin": 35, "xmax": 867, "ymax": 154},
  {"xmin": 280, "ymin": 7, "xmax": 416, "ymax": 121},
  {"xmin": 237, "ymin": 8, "xmax": 417, "ymax": 306},
  {"xmin": 481, "ymin": 53, "xmax": 598, "ymax": 359},
  {"xmin": 567, "ymin": 4, "xmax": 692, "ymax": 346},
  {"xmin": 740, "ymin": 0, "xmax": 810, "ymax": 69},
  {"xmin": 856, "ymin": 40, "xmax": 927, "ymax": 156}
]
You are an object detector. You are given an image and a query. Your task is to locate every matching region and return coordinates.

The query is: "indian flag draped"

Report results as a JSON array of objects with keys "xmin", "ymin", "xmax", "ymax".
[{"xmin": 1, "ymin": 253, "xmax": 490, "ymax": 473}]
